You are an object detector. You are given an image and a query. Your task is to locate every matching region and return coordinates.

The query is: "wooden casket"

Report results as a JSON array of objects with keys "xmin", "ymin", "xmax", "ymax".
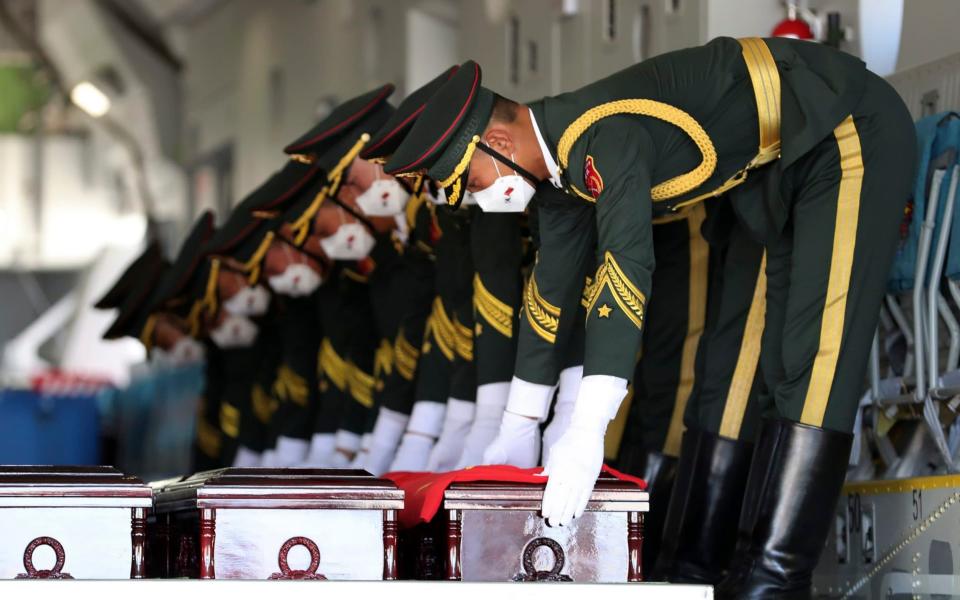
[
  {"xmin": 403, "ymin": 474, "xmax": 648, "ymax": 582},
  {"xmin": 0, "ymin": 466, "xmax": 152, "ymax": 579},
  {"xmin": 149, "ymin": 468, "xmax": 403, "ymax": 580}
]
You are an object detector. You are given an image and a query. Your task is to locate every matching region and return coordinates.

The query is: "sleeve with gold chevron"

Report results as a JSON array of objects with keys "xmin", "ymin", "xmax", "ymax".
[
  {"xmin": 571, "ymin": 119, "xmax": 656, "ymax": 381},
  {"xmin": 514, "ymin": 185, "xmax": 598, "ymax": 386}
]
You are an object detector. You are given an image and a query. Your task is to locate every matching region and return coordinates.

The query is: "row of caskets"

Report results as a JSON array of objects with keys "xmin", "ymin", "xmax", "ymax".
[{"xmin": 0, "ymin": 467, "xmax": 647, "ymax": 581}]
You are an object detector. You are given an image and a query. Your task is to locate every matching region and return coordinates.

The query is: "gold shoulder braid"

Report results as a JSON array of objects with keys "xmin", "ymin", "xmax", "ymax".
[
  {"xmin": 557, "ymin": 99, "xmax": 717, "ymax": 203},
  {"xmin": 584, "ymin": 251, "xmax": 646, "ymax": 329},
  {"xmin": 429, "ymin": 296, "xmax": 457, "ymax": 361},
  {"xmin": 139, "ymin": 313, "xmax": 159, "ymax": 350},
  {"xmin": 251, "ymin": 384, "xmax": 278, "ymax": 424},
  {"xmin": 272, "ymin": 364, "xmax": 309, "ymax": 407},
  {"xmin": 319, "ymin": 339, "xmax": 348, "ymax": 391},
  {"xmin": 556, "ymin": 37, "xmax": 780, "ymax": 210},
  {"xmin": 524, "ymin": 273, "xmax": 560, "ymax": 344},
  {"xmin": 394, "ymin": 329, "xmax": 420, "ymax": 381},
  {"xmin": 202, "ymin": 258, "xmax": 221, "ymax": 319},
  {"xmin": 219, "ymin": 402, "xmax": 240, "ymax": 438},
  {"xmin": 347, "ymin": 360, "xmax": 375, "ymax": 408},
  {"xmin": 473, "ymin": 273, "xmax": 514, "ymax": 338},
  {"xmin": 453, "ymin": 314, "xmax": 474, "ymax": 361},
  {"xmin": 405, "ymin": 175, "xmax": 427, "ymax": 229},
  {"xmin": 374, "ymin": 338, "xmax": 394, "ymax": 378}
]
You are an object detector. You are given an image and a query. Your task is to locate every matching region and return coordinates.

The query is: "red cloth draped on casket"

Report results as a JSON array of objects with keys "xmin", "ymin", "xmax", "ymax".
[{"xmin": 383, "ymin": 465, "xmax": 646, "ymax": 528}]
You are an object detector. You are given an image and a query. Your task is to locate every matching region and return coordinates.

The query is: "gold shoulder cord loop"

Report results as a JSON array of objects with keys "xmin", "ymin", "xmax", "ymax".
[
  {"xmin": 556, "ymin": 37, "xmax": 780, "ymax": 210},
  {"xmin": 557, "ymin": 99, "xmax": 717, "ymax": 202},
  {"xmin": 139, "ymin": 314, "xmax": 159, "ymax": 349}
]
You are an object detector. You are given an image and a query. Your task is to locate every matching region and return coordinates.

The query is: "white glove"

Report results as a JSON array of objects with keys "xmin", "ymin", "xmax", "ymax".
[
  {"xmin": 364, "ymin": 408, "xmax": 411, "ymax": 476},
  {"xmin": 274, "ymin": 436, "xmax": 310, "ymax": 467},
  {"xmin": 426, "ymin": 398, "xmax": 476, "ymax": 471},
  {"xmin": 259, "ymin": 448, "xmax": 278, "ymax": 467},
  {"xmin": 541, "ymin": 375, "xmax": 627, "ymax": 527},
  {"xmin": 388, "ymin": 400, "xmax": 446, "ymax": 472},
  {"xmin": 350, "ymin": 434, "xmax": 373, "ymax": 469},
  {"xmin": 542, "ymin": 366, "xmax": 583, "ymax": 464},
  {"xmin": 232, "ymin": 446, "xmax": 262, "ymax": 467},
  {"xmin": 456, "ymin": 382, "xmax": 510, "ymax": 469},
  {"xmin": 298, "ymin": 433, "xmax": 336, "ymax": 467},
  {"xmin": 481, "ymin": 377, "xmax": 556, "ymax": 468}
]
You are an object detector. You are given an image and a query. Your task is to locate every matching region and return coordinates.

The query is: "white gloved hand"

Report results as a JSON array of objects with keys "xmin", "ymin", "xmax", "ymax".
[
  {"xmin": 541, "ymin": 375, "xmax": 627, "ymax": 527},
  {"xmin": 388, "ymin": 400, "xmax": 446, "ymax": 472},
  {"xmin": 481, "ymin": 377, "xmax": 556, "ymax": 468},
  {"xmin": 364, "ymin": 408, "xmax": 410, "ymax": 475},
  {"xmin": 426, "ymin": 398, "xmax": 476, "ymax": 471},
  {"xmin": 274, "ymin": 436, "xmax": 310, "ymax": 467},
  {"xmin": 299, "ymin": 433, "xmax": 336, "ymax": 467},
  {"xmin": 232, "ymin": 446, "xmax": 262, "ymax": 467},
  {"xmin": 259, "ymin": 448, "xmax": 278, "ymax": 467},
  {"xmin": 542, "ymin": 366, "xmax": 583, "ymax": 464},
  {"xmin": 350, "ymin": 434, "xmax": 373, "ymax": 469},
  {"xmin": 456, "ymin": 382, "xmax": 510, "ymax": 469},
  {"xmin": 328, "ymin": 430, "xmax": 361, "ymax": 468}
]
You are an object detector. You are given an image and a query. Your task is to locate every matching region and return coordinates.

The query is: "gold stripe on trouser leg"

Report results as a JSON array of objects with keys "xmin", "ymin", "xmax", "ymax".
[
  {"xmin": 718, "ymin": 253, "xmax": 767, "ymax": 440},
  {"xmin": 800, "ymin": 115, "xmax": 864, "ymax": 427},
  {"xmin": 662, "ymin": 204, "xmax": 710, "ymax": 457}
]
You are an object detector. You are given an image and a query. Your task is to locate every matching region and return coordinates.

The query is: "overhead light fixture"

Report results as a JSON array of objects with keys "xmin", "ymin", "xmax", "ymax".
[{"xmin": 70, "ymin": 81, "xmax": 111, "ymax": 118}]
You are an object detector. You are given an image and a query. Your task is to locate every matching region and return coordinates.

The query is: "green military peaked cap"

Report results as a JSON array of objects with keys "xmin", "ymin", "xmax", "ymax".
[
  {"xmin": 362, "ymin": 67, "xmax": 459, "ymax": 161},
  {"xmin": 284, "ymin": 84, "xmax": 395, "ymax": 180},
  {"xmin": 94, "ymin": 240, "xmax": 164, "ymax": 310},
  {"xmin": 384, "ymin": 61, "xmax": 495, "ymax": 208},
  {"xmin": 101, "ymin": 258, "xmax": 171, "ymax": 341}
]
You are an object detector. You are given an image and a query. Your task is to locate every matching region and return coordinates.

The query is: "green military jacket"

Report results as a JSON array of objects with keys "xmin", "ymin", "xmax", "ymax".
[{"xmin": 523, "ymin": 36, "xmax": 867, "ymax": 380}]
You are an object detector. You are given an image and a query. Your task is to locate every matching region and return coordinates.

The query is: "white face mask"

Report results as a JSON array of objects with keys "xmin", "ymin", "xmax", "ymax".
[
  {"xmin": 222, "ymin": 284, "xmax": 271, "ymax": 316},
  {"xmin": 319, "ymin": 210, "xmax": 377, "ymax": 260},
  {"xmin": 472, "ymin": 154, "xmax": 535, "ymax": 213},
  {"xmin": 268, "ymin": 263, "xmax": 322, "ymax": 297},
  {"xmin": 209, "ymin": 314, "xmax": 259, "ymax": 349},
  {"xmin": 356, "ymin": 166, "xmax": 410, "ymax": 217},
  {"xmin": 169, "ymin": 337, "xmax": 206, "ymax": 364}
]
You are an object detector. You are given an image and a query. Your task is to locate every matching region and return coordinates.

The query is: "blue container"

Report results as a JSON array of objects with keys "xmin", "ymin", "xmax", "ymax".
[{"xmin": 0, "ymin": 388, "xmax": 101, "ymax": 464}]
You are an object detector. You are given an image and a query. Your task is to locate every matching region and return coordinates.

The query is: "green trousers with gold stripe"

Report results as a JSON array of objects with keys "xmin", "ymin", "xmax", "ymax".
[
  {"xmin": 681, "ymin": 206, "xmax": 766, "ymax": 443},
  {"xmin": 746, "ymin": 73, "xmax": 915, "ymax": 434}
]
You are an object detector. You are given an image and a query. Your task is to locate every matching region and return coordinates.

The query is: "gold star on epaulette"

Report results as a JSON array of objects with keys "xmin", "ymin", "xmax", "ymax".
[
  {"xmin": 475, "ymin": 322, "xmax": 483, "ymax": 336},
  {"xmin": 422, "ymin": 341, "xmax": 432, "ymax": 354},
  {"xmin": 598, "ymin": 304, "xmax": 613, "ymax": 318}
]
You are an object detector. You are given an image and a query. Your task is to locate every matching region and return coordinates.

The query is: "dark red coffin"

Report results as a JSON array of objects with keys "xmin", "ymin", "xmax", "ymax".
[
  {"xmin": 148, "ymin": 468, "xmax": 403, "ymax": 580},
  {"xmin": 0, "ymin": 466, "xmax": 152, "ymax": 579}
]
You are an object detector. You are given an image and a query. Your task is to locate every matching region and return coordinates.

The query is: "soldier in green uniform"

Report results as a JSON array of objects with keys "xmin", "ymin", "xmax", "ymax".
[
  {"xmin": 277, "ymin": 84, "xmax": 398, "ymax": 466},
  {"xmin": 387, "ymin": 37, "xmax": 916, "ymax": 597}
]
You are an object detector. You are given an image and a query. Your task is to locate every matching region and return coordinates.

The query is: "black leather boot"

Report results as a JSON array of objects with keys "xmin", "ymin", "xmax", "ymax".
[
  {"xmin": 715, "ymin": 419, "xmax": 852, "ymax": 599},
  {"xmin": 637, "ymin": 451, "xmax": 678, "ymax": 577},
  {"xmin": 651, "ymin": 428, "xmax": 754, "ymax": 584}
]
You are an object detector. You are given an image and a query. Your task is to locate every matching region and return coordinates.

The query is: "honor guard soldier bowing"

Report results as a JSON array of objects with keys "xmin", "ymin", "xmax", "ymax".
[
  {"xmin": 387, "ymin": 37, "xmax": 916, "ymax": 598},
  {"xmin": 355, "ymin": 69, "xmax": 457, "ymax": 473},
  {"xmin": 279, "ymin": 84, "xmax": 397, "ymax": 466}
]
